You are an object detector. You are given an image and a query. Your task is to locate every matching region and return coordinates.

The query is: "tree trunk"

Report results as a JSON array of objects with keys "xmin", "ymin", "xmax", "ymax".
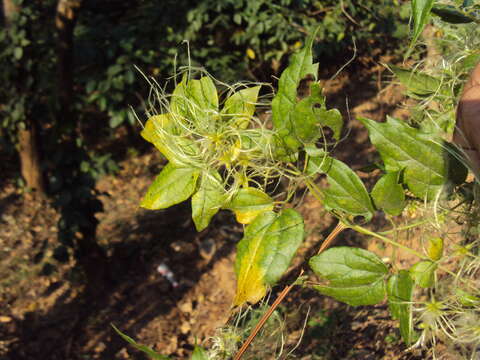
[
  {"xmin": 55, "ymin": 0, "xmax": 110, "ymax": 296},
  {"xmin": 55, "ymin": 0, "xmax": 81, "ymax": 119},
  {"xmin": 3, "ymin": 0, "xmax": 46, "ymax": 195},
  {"xmin": 18, "ymin": 124, "xmax": 45, "ymax": 193}
]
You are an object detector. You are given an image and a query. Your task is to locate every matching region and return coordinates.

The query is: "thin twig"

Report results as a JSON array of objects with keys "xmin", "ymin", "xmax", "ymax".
[
  {"xmin": 233, "ymin": 273, "xmax": 300, "ymax": 360},
  {"xmin": 233, "ymin": 221, "xmax": 347, "ymax": 359},
  {"xmin": 317, "ymin": 222, "xmax": 347, "ymax": 254}
]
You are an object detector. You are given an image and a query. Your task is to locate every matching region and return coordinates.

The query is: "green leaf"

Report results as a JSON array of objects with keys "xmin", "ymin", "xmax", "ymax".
[
  {"xmin": 191, "ymin": 346, "xmax": 208, "ymax": 360},
  {"xmin": 359, "ymin": 116, "xmax": 466, "ymax": 200},
  {"xmin": 460, "ymin": 52, "xmax": 480, "ymax": 72},
  {"xmin": 141, "ymin": 163, "xmax": 199, "ymax": 210},
  {"xmin": 291, "ymin": 82, "xmax": 325, "ymax": 143},
  {"xmin": 287, "ymin": 82, "xmax": 343, "ymax": 145},
  {"xmin": 427, "ymin": 237, "xmax": 444, "ymax": 261},
  {"xmin": 234, "ymin": 209, "xmax": 304, "ymax": 306},
  {"xmin": 222, "ymin": 86, "xmax": 261, "ymax": 129},
  {"xmin": 410, "ymin": 0, "xmax": 435, "ymax": 49},
  {"xmin": 140, "ymin": 114, "xmax": 198, "ymax": 166},
  {"xmin": 109, "ymin": 114, "xmax": 124, "ymax": 128},
  {"xmin": 371, "ymin": 172, "xmax": 405, "ymax": 216},
  {"xmin": 227, "ymin": 187, "xmax": 274, "ymax": 224},
  {"xmin": 314, "ymin": 107, "xmax": 343, "ymax": 141},
  {"xmin": 389, "ymin": 65, "xmax": 447, "ymax": 98},
  {"xmin": 14, "ymin": 47, "xmax": 23, "ymax": 60},
  {"xmin": 170, "ymin": 78, "xmax": 189, "ymax": 117},
  {"xmin": 431, "ymin": 4, "xmax": 475, "ymax": 23},
  {"xmin": 410, "ymin": 260, "xmax": 437, "ymax": 288},
  {"xmin": 456, "ymin": 289, "xmax": 480, "ymax": 307},
  {"xmin": 307, "ymin": 152, "xmax": 375, "ymax": 221},
  {"xmin": 112, "ymin": 324, "xmax": 170, "ymax": 360},
  {"xmin": 188, "ymin": 76, "xmax": 219, "ymax": 113},
  {"xmin": 309, "ymin": 247, "xmax": 388, "ymax": 306},
  {"xmin": 191, "ymin": 171, "xmax": 226, "ymax": 231},
  {"xmin": 170, "ymin": 76, "xmax": 219, "ymax": 130},
  {"xmin": 387, "ymin": 271, "xmax": 415, "ymax": 345},
  {"xmin": 271, "ymin": 30, "xmax": 319, "ymax": 152}
]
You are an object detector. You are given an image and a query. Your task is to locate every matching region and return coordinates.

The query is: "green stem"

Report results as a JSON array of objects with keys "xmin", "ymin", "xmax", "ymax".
[
  {"xmin": 351, "ymin": 224, "xmax": 429, "ymax": 260},
  {"xmin": 379, "ymin": 218, "xmax": 432, "ymax": 235},
  {"xmin": 353, "ymin": 224, "xmax": 475, "ymax": 288},
  {"xmin": 305, "ymin": 177, "xmax": 324, "ymax": 203}
]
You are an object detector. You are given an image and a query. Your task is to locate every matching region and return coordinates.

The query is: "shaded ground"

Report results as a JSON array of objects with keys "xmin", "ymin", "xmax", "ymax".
[{"xmin": 0, "ymin": 57, "xmax": 434, "ymax": 359}]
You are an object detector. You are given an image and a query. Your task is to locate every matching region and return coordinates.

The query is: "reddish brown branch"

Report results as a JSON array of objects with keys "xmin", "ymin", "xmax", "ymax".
[{"xmin": 233, "ymin": 221, "xmax": 347, "ymax": 359}]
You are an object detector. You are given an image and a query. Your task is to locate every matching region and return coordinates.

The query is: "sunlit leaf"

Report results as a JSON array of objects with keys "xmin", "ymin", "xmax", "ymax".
[
  {"xmin": 359, "ymin": 116, "xmax": 467, "ymax": 200},
  {"xmin": 227, "ymin": 187, "xmax": 274, "ymax": 224},
  {"xmin": 310, "ymin": 247, "xmax": 388, "ymax": 306},
  {"xmin": 308, "ymin": 152, "xmax": 375, "ymax": 221},
  {"xmin": 410, "ymin": 260, "xmax": 437, "ymax": 288},
  {"xmin": 271, "ymin": 30, "xmax": 318, "ymax": 153},
  {"xmin": 410, "ymin": 0, "xmax": 435, "ymax": 50},
  {"xmin": 460, "ymin": 52, "xmax": 480, "ymax": 72},
  {"xmin": 141, "ymin": 114, "xmax": 197, "ymax": 165},
  {"xmin": 389, "ymin": 65, "xmax": 448, "ymax": 98},
  {"xmin": 191, "ymin": 171, "xmax": 226, "ymax": 231},
  {"xmin": 427, "ymin": 237, "xmax": 444, "ymax": 261},
  {"xmin": 222, "ymin": 86, "xmax": 261, "ymax": 129},
  {"xmin": 191, "ymin": 346, "xmax": 208, "ymax": 360},
  {"xmin": 387, "ymin": 271, "xmax": 415, "ymax": 345},
  {"xmin": 141, "ymin": 163, "xmax": 199, "ymax": 210},
  {"xmin": 234, "ymin": 209, "xmax": 304, "ymax": 306},
  {"xmin": 188, "ymin": 76, "xmax": 219, "ymax": 113},
  {"xmin": 371, "ymin": 171, "xmax": 405, "ymax": 216},
  {"xmin": 170, "ymin": 76, "xmax": 219, "ymax": 130},
  {"xmin": 112, "ymin": 324, "xmax": 170, "ymax": 360}
]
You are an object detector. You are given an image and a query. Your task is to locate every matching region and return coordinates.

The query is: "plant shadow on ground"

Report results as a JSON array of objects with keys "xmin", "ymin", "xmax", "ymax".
[{"xmin": 2, "ymin": 195, "xmax": 238, "ymax": 359}]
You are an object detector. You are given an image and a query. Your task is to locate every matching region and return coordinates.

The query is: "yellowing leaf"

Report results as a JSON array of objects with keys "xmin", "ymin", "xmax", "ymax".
[
  {"xmin": 141, "ymin": 114, "xmax": 177, "ymax": 163},
  {"xmin": 427, "ymin": 237, "xmax": 443, "ymax": 261},
  {"xmin": 141, "ymin": 115, "xmax": 173, "ymax": 142},
  {"xmin": 141, "ymin": 114, "xmax": 198, "ymax": 166},
  {"xmin": 221, "ymin": 86, "xmax": 261, "ymax": 129},
  {"xmin": 234, "ymin": 209, "xmax": 304, "ymax": 306},
  {"xmin": 227, "ymin": 187, "xmax": 274, "ymax": 224}
]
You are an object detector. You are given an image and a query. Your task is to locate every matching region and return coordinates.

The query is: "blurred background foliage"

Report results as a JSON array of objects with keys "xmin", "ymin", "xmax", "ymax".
[
  {"xmin": 74, "ymin": 0, "xmax": 411, "ymax": 131},
  {"xmin": 0, "ymin": 0, "xmax": 409, "ymax": 281}
]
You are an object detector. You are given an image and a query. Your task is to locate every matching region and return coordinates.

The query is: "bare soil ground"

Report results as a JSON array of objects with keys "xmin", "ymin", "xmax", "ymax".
[{"xmin": 0, "ymin": 58, "xmax": 433, "ymax": 360}]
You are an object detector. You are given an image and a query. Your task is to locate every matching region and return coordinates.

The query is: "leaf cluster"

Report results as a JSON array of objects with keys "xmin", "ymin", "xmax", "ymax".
[{"xmin": 137, "ymin": 30, "xmax": 474, "ymax": 355}]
